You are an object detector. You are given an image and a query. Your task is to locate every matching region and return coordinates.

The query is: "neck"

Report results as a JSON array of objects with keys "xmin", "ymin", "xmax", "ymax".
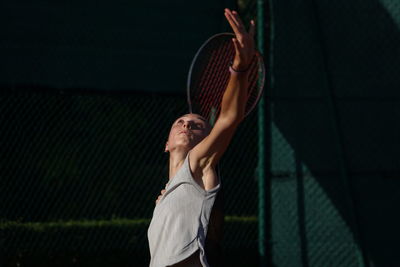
[{"xmin": 168, "ymin": 147, "xmax": 189, "ymax": 181}]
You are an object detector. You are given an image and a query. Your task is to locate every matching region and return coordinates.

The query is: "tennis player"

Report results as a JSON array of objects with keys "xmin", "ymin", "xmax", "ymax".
[{"xmin": 147, "ymin": 8, "xmax": 256, "ymax": 267}]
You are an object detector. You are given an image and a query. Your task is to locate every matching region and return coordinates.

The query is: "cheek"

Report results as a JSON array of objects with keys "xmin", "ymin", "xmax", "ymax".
[
  {"xmin": 168, "ymin": 132, "xmax": 176, "ymax": 142},
  {"xmin": 168, "ymin": 128, "xmax": 181, "ymax": 142},
  {"xmin": 167, "ymin": 130, "xmax": 175, "ymax": 142}
]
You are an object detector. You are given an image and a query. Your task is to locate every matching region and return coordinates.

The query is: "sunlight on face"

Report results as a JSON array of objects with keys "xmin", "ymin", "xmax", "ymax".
[{"xmin": 165, "ymin": 114, "xmax": 211, "ymax": 152}]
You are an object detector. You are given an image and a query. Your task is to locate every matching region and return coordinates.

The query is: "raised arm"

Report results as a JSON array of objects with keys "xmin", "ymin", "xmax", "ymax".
[
  {"xmin": 191, "ymin": 8, "xmax": 256, "ymax": 170},
  {"xmin": 220, "ymin": 9, "xmax": 256, "ymax": 122}
]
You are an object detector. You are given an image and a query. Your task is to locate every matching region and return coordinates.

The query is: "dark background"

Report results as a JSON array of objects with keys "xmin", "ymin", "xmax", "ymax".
[
  {"xmin": 1, "ymin": 0, "xmax": 400, "ymax": 266},
  {"xmin": 268, "ymin": 0, "xmax": 400, "ymax": 266}
]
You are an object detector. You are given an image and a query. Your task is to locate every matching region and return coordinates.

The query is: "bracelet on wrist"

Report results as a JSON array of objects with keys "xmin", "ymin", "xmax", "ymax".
[
  {"xmin": 229, "ymin": 55, "xmax": 257, "ymax": 73},
  {"xmin": 229, "ymin": 62, "xmax": 251, "ymax": 73}
]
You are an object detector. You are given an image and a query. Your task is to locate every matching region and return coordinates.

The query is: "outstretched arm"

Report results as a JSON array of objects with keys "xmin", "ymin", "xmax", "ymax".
[
  {"xmin": 220, "ymin": 9, "xmax": 256, "ymax": 122},
  {"xmin": 191, "ymin": 8, "xmax": 256, "ymax": 169}
]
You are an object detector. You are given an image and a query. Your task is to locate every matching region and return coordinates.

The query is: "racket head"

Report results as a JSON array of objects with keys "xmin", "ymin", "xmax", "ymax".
[{"xmin": 187, "ymin": 32, "xmax": 265, "ymax": 124}]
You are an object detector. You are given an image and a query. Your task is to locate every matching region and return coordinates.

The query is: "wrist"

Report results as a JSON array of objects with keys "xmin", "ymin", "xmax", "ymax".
[
  {"xmin": 230, "ymin": 55, "xmax": 256, "ymax": 73},
  {"xmin": 229, "ymin": 62, "xmax": 251, "ymax": 73}
]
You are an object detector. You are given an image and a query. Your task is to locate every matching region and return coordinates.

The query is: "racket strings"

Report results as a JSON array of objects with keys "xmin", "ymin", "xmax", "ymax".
[
  {"xmin": 202, "ymin": 42, "xmax": 233, "ymax": 119},
  {"xmin": 197, "ymin": 50, "xmax": 217, "ymax": 109},
  {"xmin": 196, "ymin": 45, "xmax": 222, "ymax": 117},
  {"xmin": 200, "ymin": 47, "xmax": 223, "ymax": 117},
  {"xmin": 203, "ymin": 42, "xmax": 229, "ymax": 112},
  {"xmin": 246, "ymin": 55, "xmax": 265, "ymax": 113},
  {"xmin": 188, "ymin": 33, "xmax": 265, "ymax": 122},
  {"xmin": 195, "ymin": 38, "xmax": 234, "ymax": 121},
  {"xmin": 246, "ymin": 61, "xmax": 260, "ymax": 111}
]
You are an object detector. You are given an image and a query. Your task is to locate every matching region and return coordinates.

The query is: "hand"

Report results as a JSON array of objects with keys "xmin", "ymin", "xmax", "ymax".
[
  {"xmin": 155, "ymin": 189, "xmax": 166, "ymax": 205},
  {"xmin": 224, "ymin": 8, "xmax": 256, "ymax": 71}
]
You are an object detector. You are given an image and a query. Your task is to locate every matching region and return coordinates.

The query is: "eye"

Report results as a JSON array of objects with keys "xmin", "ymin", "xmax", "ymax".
[
  {"xmin": 192, "ymin": 122, "xmax": 205, "ymax": 130},
  {"xmin": 176, "ymin": 119, "xmax": 184, "ymax": 125}
]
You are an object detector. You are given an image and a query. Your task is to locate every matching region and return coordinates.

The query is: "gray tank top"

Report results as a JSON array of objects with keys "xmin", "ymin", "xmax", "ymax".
[{"xmin": 147, "ymin": 153, "xmax": 221, "ymax": 267}]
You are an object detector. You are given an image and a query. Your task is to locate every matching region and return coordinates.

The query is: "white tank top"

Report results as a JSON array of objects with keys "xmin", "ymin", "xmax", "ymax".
[{"xmin": 147, "ymin": 153, "xmax": 221, "ymax": 267}]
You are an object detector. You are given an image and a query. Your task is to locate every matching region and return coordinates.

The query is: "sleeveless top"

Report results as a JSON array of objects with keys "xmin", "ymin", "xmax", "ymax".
[{"xmin": 147, "ymin": 153, "xmax": 221, "ymax": 267}]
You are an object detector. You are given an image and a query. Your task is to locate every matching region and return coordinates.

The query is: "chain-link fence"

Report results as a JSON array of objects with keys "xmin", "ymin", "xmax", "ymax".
[
  {"xmin": 0, "ymin": 89, "xmax": 259, "ymax": 266},
  {"xmin": 268, "ymin": 0, "xmax": 400, "ymax": 266},
  {"xmin": 2, "ymin": 0, "xmax": 400, "ymax": 266}
]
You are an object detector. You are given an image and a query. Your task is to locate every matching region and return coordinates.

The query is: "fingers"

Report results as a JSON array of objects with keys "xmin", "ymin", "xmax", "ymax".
[
  {"xmin": 249, "ymin": 20, "xmax": 256, "ymax": 38},
  {"xmin": 232, "ymin": 38, "xmax": 241, "ymax": 54},
  {"xmin": 225, "ymin": 8, "xmax": 255, "ymax": 40},
  {"xmin": 155, "ymin": 189, "xmax": 167, "ymax": 204},
  {"xmin": 224, "ymin": 9, "xmax": 241, "ymax": 36},
  {"xmin": 225, "ymin": 9, "xmax": 240, "ymax": 27},
  {"xmin": 231, "ymin": 10, "xmax": 245, "ymax": 28},
  {"xmin": 155, "ymin": 195, "xmax": 162, "ymax": 204}
]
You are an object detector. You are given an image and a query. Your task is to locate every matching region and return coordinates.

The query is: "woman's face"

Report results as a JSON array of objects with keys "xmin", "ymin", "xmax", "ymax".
[{"xmin": 165, "ymin": 114, "xmax": 211, "ymax": 153}]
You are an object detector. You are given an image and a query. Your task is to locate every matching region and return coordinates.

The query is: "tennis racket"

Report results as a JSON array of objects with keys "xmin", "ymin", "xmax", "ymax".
[{"xmin": 187, "ymin": 32, "xmax": 265, "ymax": 124}]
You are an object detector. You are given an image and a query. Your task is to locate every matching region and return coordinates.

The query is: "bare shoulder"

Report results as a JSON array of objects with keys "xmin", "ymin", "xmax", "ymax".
[{"xmin": 189, "ymin": 153, "xmax": 220, "ymax": 191}]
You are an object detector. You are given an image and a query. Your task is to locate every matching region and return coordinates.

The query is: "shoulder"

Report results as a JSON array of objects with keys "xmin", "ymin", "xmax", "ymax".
[{"xmin": 188, "ymin": 152, "xmax": 220, "ymax": 191}]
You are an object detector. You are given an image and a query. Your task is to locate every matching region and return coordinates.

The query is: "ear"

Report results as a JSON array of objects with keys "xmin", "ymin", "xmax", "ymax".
[{"xmin": 164, "ymin": 142, "xmax": 169, "ymax": 152}]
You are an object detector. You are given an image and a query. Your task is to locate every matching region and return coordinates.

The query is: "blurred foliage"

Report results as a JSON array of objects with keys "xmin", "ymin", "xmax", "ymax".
[{"xmin": 2, "ymin": 217, "xmax": 257, "ymax": 266}]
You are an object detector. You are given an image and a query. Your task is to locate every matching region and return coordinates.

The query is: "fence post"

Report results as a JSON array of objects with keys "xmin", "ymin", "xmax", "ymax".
[{"xmin": 257, "ymin": 0, "xmax": 266, "ymax": 266}]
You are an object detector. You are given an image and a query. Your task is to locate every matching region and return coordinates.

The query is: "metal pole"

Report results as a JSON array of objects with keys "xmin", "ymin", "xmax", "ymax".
[{"xmin": 257, "ymin": 0, "xmax": 266, "ymax": 265}]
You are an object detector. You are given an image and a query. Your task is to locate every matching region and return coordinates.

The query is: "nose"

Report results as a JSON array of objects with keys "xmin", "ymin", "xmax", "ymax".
[{"xmin": 182, "ymin": 121, "xmax": 191, "ymax": 129}]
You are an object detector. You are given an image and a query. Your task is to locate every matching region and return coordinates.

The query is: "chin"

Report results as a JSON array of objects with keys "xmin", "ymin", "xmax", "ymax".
[{"xmin": 173, "ymin": 142, "xmax": 192, "ymax": 150}]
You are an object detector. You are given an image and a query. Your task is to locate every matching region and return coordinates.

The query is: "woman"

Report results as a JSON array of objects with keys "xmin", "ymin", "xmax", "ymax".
[{"xmin": 148, "ymin": 8, "xmax": 256, "ymax": 267}]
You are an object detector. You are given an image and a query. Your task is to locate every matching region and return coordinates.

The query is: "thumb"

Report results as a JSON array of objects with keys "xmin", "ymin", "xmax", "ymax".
[
  {"xmin": 232, "ymin": 38, "xmax": 241, "ymax": 55},
  {"xmin": 249, "ymin": 20, "xmax": 256, "ymax": 38}
]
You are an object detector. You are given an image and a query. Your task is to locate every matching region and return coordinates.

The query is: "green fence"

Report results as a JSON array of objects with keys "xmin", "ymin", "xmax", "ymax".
[
  {"xmin": 0, "ymin": 90, "xmax": 259, "ymax": 266},
  {"xmin": 267, "ymin": 0, "xmax": 400, "ymax": 266},
  {"xmin": 2, "ymin": 0, "xmax": 400, "ymax": 266}
]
